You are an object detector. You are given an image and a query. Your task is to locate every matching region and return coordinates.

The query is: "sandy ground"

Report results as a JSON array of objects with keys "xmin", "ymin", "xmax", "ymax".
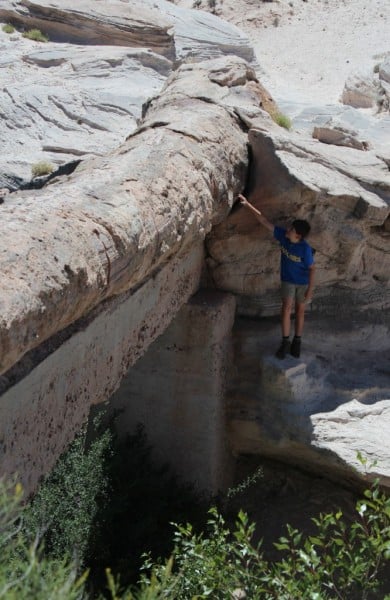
[
  {"xmin": 248, "ymin": 0, "xmax": 390, "ymax": 105},
  {"xmin": 176, "ymin": 0, "xmax": 390, "ymax": 106}
]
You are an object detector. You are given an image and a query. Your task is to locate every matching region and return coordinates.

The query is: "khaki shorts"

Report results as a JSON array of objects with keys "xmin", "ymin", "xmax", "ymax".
[{"xmin": 281, "ymin": 282, "xmax": 308, "ymax": 304}]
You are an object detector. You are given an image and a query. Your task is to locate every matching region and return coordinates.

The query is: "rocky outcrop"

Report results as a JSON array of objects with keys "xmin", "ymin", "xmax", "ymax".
[
  {"xmin": 1, "ymin": 0, "xmax": 389, "ymax": 494},
  {"xmin": 0, "ymin": 0, "xmax": 254, "ymax": 182},
  {"xmin": 341, "ymin": 54, "xmax": 390, "ymax": 112},
  {"xmin": 0, "ymin": 55, "xmax": 268, "ymax": 377},
  {"xmin": 0, "ymin": 0, "xmax": 254, "ymax": 60},
  {"xmin": 0, "ymin": 0, "xmax": 174, "ymax": 54},
  {"xmin": 312, "ymin": 121, "xmax": 370, "ymax": 151},
  {"xmin": 227, "ymin": 317, "xmax": 390, "ymax": 488},
  {"xmin": 206, "ymin": 118, "xmax": 390, "ymax": 316}
]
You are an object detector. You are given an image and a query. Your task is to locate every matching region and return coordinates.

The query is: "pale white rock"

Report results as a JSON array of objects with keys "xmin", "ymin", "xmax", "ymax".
[
  {"xmin": 281, "ymin": 102, "xmax": 390, "ymax": 166},
  {"xmin": 0, "ymin": 0, "xmax": 175, "ymax": 56},
  {"xmin": 312, "ymin": 122, "xmax": 370, "ymax": 151},
  {"xmin": 341, "ymin": 71, "xmax": 380, "ymax": 109},
  {"xmin": 379, "ymin": 55, "xmax": 390, "ymax": 85},
  {"xmin": 207, "ymin": 125, "xmax": 390, "ymax": 314},
  {"xmin": 0, "ymin": 0, "xmax": 254, "ymax": 182},
  {"xmin": 0, "ymin": 39, "xmax": 169, "ymax": 182},
  {"xmin": 311, "ymin": 399, "xmax": 390, "ymax": 486},
  {"xmin": 0, "ymin": 0, "xmax": 254, "ymax": 63},
  {"xmin": 141, "ymin": 0, "xmax": 254, "ymax": 64}
]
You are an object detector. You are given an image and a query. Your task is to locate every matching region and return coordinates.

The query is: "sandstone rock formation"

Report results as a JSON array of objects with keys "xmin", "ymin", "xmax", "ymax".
[
  {"xmin": 0, "ymin": 54, "xmax": 267, "ymax": 377},
  {"xmin": 206, "ymin": 122, "xmax": 390, "ymax": 317},
  {"xmin": 341, "ymin": 58, "xmax": 390, "ymax": 112},
  {"xmin": 227, "ymin": 318, "xmax": 390, "ymax": 488},
  {"xmin": 312, "ymin": 121, "xmax": 370, "ymax": 151},
  {"xmin": 0, "ymin": 0, "xmax": 254, "ymax": 183},
  {"xmin": 0, "ymin": 0, "xmax": 389, "ymax": 494}
]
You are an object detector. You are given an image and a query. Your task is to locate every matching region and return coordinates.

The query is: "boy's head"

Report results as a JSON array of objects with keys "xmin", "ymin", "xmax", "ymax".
[{"xmin": 288, "ymin": 219, "xmax": 311, "ymax": 241}]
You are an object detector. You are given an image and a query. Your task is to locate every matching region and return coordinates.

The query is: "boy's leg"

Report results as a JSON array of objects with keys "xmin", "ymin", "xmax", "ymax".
[
  {"xmin": 281, "ymin": 297, "xmax": 293, "ymax": 337},
  {"xmin": 276, "ymin": 283, "xmax": 294, "ymax": 358},
  {"xmin": 291, "ymin": 285, "xmax": 308, "ymax": 357},
  {"xmin": 294, "ymin": 301, "xmax": 306, "ymax": 337}
]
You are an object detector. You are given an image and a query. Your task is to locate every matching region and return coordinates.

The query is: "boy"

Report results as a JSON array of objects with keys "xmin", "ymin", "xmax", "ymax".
[{"xmin": 238, "ymin": 194, "xmax": 315, "ymax": 359}]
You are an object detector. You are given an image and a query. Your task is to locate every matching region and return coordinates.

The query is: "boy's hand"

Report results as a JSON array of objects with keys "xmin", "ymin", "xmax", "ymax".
[
  {"xmin": 304, "ymin": 289, "xmax": 313, "ymax": 303},
  {"xmin": 238, "ymin": 194, "xmax": 249, "ymax": 206}
]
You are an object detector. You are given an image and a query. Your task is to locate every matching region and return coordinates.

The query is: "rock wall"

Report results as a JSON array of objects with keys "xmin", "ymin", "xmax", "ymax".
[
  {"xmin": 0, "ymin": 0, "xmax": 389, "ymax": 494},
  {"xmin": 0, "ymin": 242, "xmax": 203, "ymax": 494},
  {"xmin": 206, "ymin": 118, "xmax": 390, "ymax": 317},
  {"xmin": 108, "ymin": 290, "xmax": 236, "ymax": 494},
  {"xmin": 227, "ymin": 317, "xmax": 390, "ymax": 488},
  {"xmin": 0, "ymin": 0, "xmax": 254, "ymax": 183},
  {"xmin": 0, "ymin": 55, "xmax": 263, "ymax": 378}
]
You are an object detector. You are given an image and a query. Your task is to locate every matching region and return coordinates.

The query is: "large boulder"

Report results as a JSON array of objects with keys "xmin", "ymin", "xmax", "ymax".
[
  {"xmin": 312, "ymin": 121, "xmax": 370, "ymax": 151},
  {"xmin": 341, "ymin": 56, "xmax": 390, "ymax": 112},
  {"xmin": 341, "ymin": 71, "xmax": 381, "ymax": 109}
]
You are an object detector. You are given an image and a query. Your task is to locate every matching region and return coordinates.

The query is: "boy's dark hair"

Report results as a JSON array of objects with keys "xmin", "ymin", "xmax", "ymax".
[{"xmin": 292, "ymin": 219, "xmax": 311, "ymax": 238}]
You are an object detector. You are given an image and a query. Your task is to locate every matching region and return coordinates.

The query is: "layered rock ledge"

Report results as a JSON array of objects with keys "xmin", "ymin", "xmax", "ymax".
[{"xmin": 0, "ymin": 0, "xmax": 254, "ymax": 182}]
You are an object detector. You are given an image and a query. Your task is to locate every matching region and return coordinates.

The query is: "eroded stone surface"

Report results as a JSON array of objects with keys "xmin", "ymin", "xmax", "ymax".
[
  {"xmin": 206, "ymin": 124, "xmax": 390, "ymax": 316},
  {"xmin": 0, "ymin": 0, "xmax": 254, "ymax": 182},
  {"xmin": 0, "ymin": 242, "xmax": 204, "ymax": 494},
  {"xmin": 108, "ymin": 289, "xmax": 236, "ymax": 494},
  {"xmin": 227, "ymin": 318, "xmax": 390, "ymax": 488},
  {"xmin": 0, "ymin": 55, "xmax": 266, "ymax": 376}
]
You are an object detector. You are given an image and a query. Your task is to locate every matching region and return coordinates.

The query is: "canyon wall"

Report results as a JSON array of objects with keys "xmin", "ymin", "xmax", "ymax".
[{"xmin": 0, "ymin": 1, "xmax": 389, "ymax": 493}]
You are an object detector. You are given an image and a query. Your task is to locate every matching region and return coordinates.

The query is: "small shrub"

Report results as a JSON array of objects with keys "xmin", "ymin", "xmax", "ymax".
[
  {"xmin": 273, "ymin": 111, "xmax": 292, "ymax": 130},
  {"xmin": 22, "ymin": 28, "xmax": 49, "ymax": 42},
  {"xmin": 2, "ymin": 23, "xmax": 15, "ymax": 34},
  {"xmin": 0, "ymin": 478, "xmax": 87, "ymax": 599},
  {"xmin": 134, "ymin": 482, "xmax": 390, "ymax": 599},
  {"xmin": 31, "ymin": 161, "xmax": 54, "ymax": 178},
  {"xmin": 24, "ymin": 424, "xmax": 112, "ymax": 566}
]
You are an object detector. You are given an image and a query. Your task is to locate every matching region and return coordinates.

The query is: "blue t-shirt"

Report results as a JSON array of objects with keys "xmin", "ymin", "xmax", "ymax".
[{"xmin": 274, "ymin": 226, "xmax": 314, "ymax": 285}]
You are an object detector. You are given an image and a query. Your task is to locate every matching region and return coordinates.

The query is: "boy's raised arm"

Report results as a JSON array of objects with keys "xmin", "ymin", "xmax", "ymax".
[{"xmin": 238, "ymin": 194, "xmax": 274, "ymax": 233}]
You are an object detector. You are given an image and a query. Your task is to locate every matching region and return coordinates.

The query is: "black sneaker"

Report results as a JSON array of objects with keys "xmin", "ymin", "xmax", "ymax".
[
  {"xmin": 276, "ymin": 338, "xmax": 290, "ymax": 359},
  {"xmin": 290, "ymin": 337, "xmax": 301, "ymax": 358}
]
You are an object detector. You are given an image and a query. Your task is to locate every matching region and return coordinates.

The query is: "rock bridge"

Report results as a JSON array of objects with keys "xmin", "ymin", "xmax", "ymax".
[{"xmin": 1, "ymin": 48, "xmax": 389, "ymax": 494}]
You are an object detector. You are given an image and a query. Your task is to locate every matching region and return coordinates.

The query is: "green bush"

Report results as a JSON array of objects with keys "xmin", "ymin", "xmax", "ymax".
[
  {"xmin": 134, "ymin": 483, "xmax": 390, "ymax": 599},
  {"xmin": 31, "ymin": 160, "xmax": 54, "ymax": 178},
  {"xmin": 2, "ymin": 24, "xmax": 15, "ymax": 34},
  {"xmin": 23, "ymin": 419, "xmax": 207, "ymax": 592},
  {"xmin": 273, "ymin": 111, "xmax": 292, "ymax": 130},
  {"xmin": 22, "ymin": 28, "xmax": 49, "ymax": 42},
  {"xmin": 24, "ymin": 425, "xmax": 112, "ymax": 566},
  {"xmin": 2, "ymin": 425, "xmax": 389, "ymax": 600},
  {"xmin": 0, "ymin": 478, "xmax": 87, "ymax": 600}
]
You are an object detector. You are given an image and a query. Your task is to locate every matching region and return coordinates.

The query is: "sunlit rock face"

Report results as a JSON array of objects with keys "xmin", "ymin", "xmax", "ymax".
[
  {"xmin": 0, "ymin": 0, "xmax": 254, "ymax": 184},
  {"xmin": 206, "ymin": 118, "xmax": 390, "ymax": 318},
  {"xmin": 0, "ymin": 0, "xmax": 389, "ymax": 493},
  {"xmin": 0, "ymin": 55, "xmax": 271, "ymax": 377}
]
